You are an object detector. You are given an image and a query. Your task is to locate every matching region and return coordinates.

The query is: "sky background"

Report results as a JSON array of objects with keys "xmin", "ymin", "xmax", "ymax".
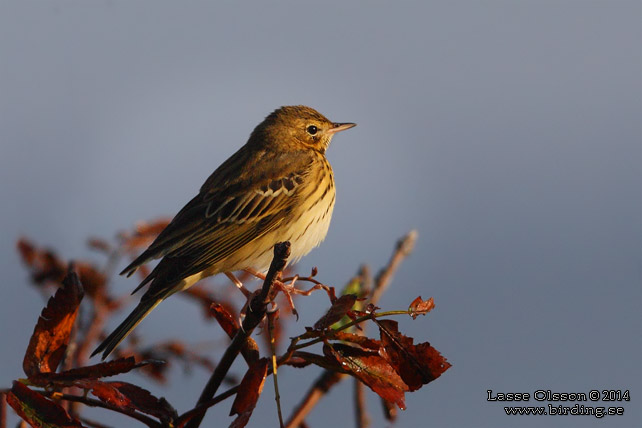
[{"xmin": 1, "ymin": 1, "xmax": 641, "ymax": 427}]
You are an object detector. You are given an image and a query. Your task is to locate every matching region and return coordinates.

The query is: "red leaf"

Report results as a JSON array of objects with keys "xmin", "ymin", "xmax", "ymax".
[
  {"xmin": 7, "ymin": 381, "xmax": 84, "ymax": 427},
  {"xmin": 377, "ymin": 319, "xmax": 450, "ymax": 391},
  {"xmin": 17, "ymin": 239, "xmax": 108, "ymax": 302},
  {"xmin": 314, "ymin": 294, "xmax": 357, "ymax": 330},
  {"xmin": 78, "ymin": 380, "xmax": 176, "ymax": 422},
  {"xmin": 74, "ymin": 263, "xmax": 107, "ymax": 302},
  {"xmin": 210, "ymin": 303, "xmax": 239, "ymax": 338},
  {"xmin": 329, "ymin": 331, "xmax": 381, "ymax": 350},
  {"xmin": 119, "ymin": 219, "xmax": 171, "ymax": 252},
  {"xmin": 281, "ymin": 354, "xmax": 315, "ymax": 368},
  {"xmin": 32, "ymin": 357, "xmax": 160, "ymax": 386},
  {"xmin": 324, "ymin": 343, "xmax": 408, "ymax": 410},
  {"xmin": 230, "ymin": 358, "xmax": 269, "ymax": 418},
  {"xmin": 86, "ymin": 237, "xmax": 112, "ymax": 253},
  {"xmin": 17, "ymin": 239, "xmax": 37, "ymax": 264},
  {"xmin": 23, "ymin": 270, "xmax": 84, "ymax": 380},
  {"xmin": 289, "ymin": 351, "xmax": 340, "ymax": 371},
  {"xmin": 16, "ymin": 239, "xmax": 67, "ymax": 287},
  {"xmin": 408, "ymin": 296, "xmax": 435, "ymax": 319},
  {"xmin": 228, "ymin": 412, "xmax": 251, "ymax": 428}
]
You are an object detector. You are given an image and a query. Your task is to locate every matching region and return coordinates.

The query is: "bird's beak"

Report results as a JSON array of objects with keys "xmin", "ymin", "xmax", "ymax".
[{"xmin": 327, "ymin": 122, "xmax": 356, "ymax": 134}]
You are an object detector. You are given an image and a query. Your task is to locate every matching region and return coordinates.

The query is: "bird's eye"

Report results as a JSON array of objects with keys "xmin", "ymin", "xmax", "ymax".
[{"xmin": 306, "ymin": 125, "xmax": 318, "ymax": 135}]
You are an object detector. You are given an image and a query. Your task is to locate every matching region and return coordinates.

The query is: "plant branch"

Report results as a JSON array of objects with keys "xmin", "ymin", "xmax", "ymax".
[
  {"xmin": 176, "ymin": 386, "xmax": 238, "ymax": 427},
  {"xmin": 354, "ymin": 379, "xmax": 369, "ymax": 428},
  {"xmin": 370, "ymin": 230, "xmax": 417, "ymax": 305},
  {"xmin": 284, "ymin": 371, "xmax": 345, "ymax": 428},
  {"xmin": 183, "ymin": 242, "xmax": 291, "ymax": 428}
]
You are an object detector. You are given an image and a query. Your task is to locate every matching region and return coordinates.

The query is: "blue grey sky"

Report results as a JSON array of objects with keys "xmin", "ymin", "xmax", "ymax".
[{"xmin": 1, "ymin": 1, "xmax": 640, "ymax": 427}]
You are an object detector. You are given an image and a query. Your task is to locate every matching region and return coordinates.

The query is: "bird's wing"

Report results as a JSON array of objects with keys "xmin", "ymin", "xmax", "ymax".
[{"xmin": 120, "ymin": 146, "xmax": 314, "ymax": 279}]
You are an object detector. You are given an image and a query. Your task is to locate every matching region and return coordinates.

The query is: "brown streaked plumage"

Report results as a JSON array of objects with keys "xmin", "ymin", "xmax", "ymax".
[{"xmin": 91, "ymin": 105, "xmax": 355, "ymax": 359}]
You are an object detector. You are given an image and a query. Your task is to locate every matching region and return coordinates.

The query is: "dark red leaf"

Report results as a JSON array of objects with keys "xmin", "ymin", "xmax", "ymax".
[
  {"xmin": 86, "ymin": 238, "xmax": 111, "ymax": 253},
  {"xmin": 210, "ymin": 303, "xmax": 239, "ymax": 338},
  {"xmin": 78, "ymin": 380, "xmax": 176, "ymax": 422},
  {"xmin": 17, "ymin": 239, "xmax": 107, "ymax": 300},
  {"xmin": 183, "ymin": 286, "xmax": 216, "ymax": 319},
  {"xmin": 281, "ymin": 354, "xmax": 315, "ymax": 368},
  {"xmin": 23, "ymin": 270, "xmax": 84, "ymax": 380},
  {"xmin": 289, "ymin": 351, "xmax": 341, "ymax": 371},
  {"xmin": 329, "ymin": 331, "xmax": 381, "ymax": 350},
  {"xmin": 228, "ymin": 412, "xmax": 251, "ymax": 428},
  {"xmin": 230, "ymin": 358, "xmax": 269, "ymax": 417},
  {"xmin": 17, "ymin": 239, "xmax": 37, "ymax": 264},
  {"xmin": 324, "ymin": 343, "xmax": 408, "ymax": 410},
  {"xmin": 7, "ymin": 381, "xmax": 84, "ymax": 427},
  {"xmin": 314, "ymin": 294, "xmax": 357, "ymax": 330},
  {"xmin": 17, "ymin": 239, "xmax": 67, "ymax": 287},
  {"xmin": 119, "ymin": 219, "xmax": 171, "ymax": 252},
  {"xmin": 75, "ymin": 264, "xmax": 107, "ymax": 302},
  {"xmin": 377, "ymin": 319, "xmax": 450, "ymax": 391},
  {"xmin": 1, "ymin": 391, "xmax": 7, "ymax": 428},
  {"xmin": 33, "ymin": 357, "xmax": 160, "ymax": 386},
  {"xmin": 408, "ymin": 296, "xmax": 435, "ymax": 319}
]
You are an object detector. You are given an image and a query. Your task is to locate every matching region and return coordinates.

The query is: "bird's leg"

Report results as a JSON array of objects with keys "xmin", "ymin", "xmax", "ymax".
[
  {"xmin": 278, "ymin": 276, "xmax": 298, "ymax": 320},
  {"xmin": 243, "ymin": 267, "xmax": 263, "ymax": 278},
  {"xmin": 225, "ymin": 271, "xmax": 251, "ymax": 298},
  {"xmin": 245, "ymin": 268, "xmax": 299, "ymax": 318},
  {"xmin": 225, "ymin": 271, "xmax": 254, "ymax": 328}
]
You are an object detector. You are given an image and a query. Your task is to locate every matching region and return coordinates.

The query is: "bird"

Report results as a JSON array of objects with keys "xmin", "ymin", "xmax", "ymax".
[{"xmin": 91, "ymin": 105, "xmax": 356, "ymax": 359}]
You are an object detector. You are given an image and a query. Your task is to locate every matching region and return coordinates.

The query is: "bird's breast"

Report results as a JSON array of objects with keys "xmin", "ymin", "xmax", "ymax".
[{"xmin": 285, "ymin": 161, "xmax": 336, "ymax": 264}]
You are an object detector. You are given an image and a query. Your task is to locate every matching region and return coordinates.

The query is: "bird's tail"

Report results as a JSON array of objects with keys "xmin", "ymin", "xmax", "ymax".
[{"xmin": 91, "ymin": 298, "xmax": 162, "ymax": 360}]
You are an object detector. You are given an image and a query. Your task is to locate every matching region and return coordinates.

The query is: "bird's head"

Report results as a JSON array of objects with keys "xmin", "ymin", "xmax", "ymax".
[{"xmin": 250, "ymin": 105, "xmax": 355, "ymax": 153}]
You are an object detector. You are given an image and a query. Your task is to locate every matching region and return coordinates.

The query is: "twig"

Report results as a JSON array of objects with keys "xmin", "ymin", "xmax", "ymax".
[
  {"xmin": 284, "ymin": 371, "xmax": 345, "ymax": 428},
  {"xmin": 370, "ymin": 230, "xmax": 417, "ymax": 305},
  {"xmin": 380, "ymin": 397, "xmax": 398, "ymax": 421},
  {"xmin": 176, "ymin": 386, "xmax": 238, "ymax": 427},
  {"xmin": 358, "ymin": 264, "xmax": 372, "ymax": 298},
  {"xmin": 354, "ymin": 380, "xmax": 369, "ymax": 428},
  {"xmin": 267, "ymin": 312, "xmax": 285, "ymax": 428},
  {"xmin": 183, "ymin": 242, "xmax": 291, "ymax": 428}
]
